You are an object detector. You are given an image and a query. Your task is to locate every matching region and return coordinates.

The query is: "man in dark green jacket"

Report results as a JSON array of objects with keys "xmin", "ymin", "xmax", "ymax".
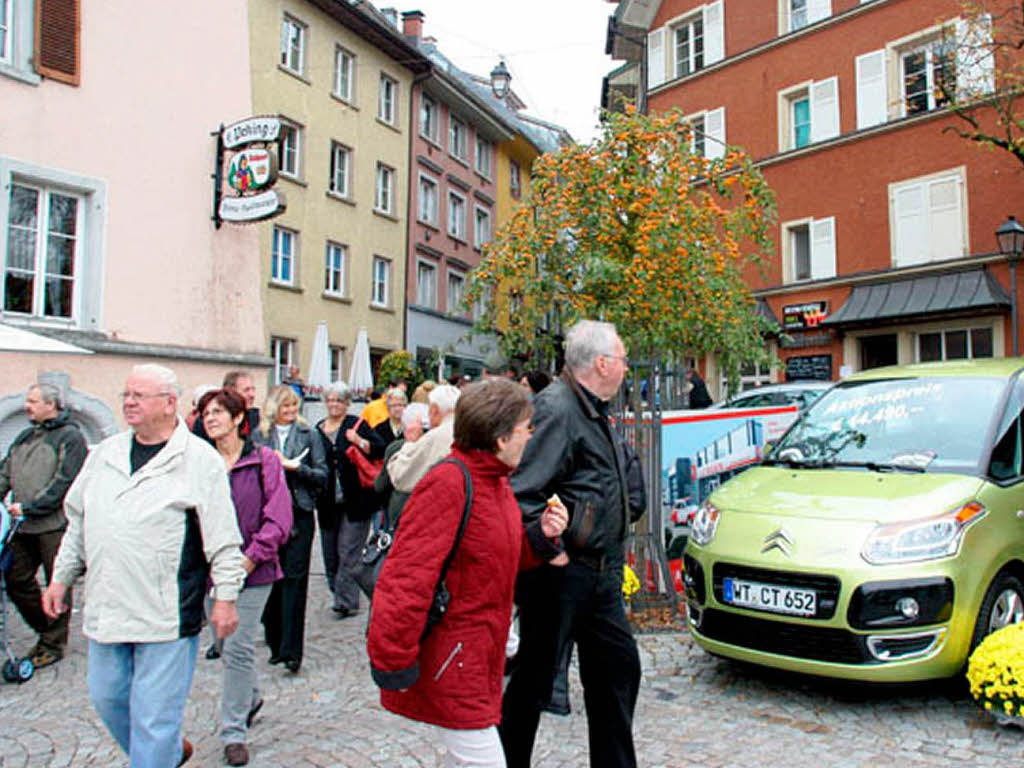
[{"xmin": 0, "ymin": 383, "xmax": 87, "ymax": 668}]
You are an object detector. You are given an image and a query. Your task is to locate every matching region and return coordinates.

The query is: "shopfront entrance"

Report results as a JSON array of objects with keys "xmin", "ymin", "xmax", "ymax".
[{"xmin": 859, "ymin": 333, "xmax": 898, "ymax": 370}]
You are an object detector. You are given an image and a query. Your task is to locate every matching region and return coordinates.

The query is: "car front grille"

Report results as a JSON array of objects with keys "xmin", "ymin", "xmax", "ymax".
[
  {"xmin": 697, "ymin": 607, "xmax": 872, "ymax": 664},
  {"xmin": 712, "ymin": 562, "xmax": 841, "ymax": 619}
]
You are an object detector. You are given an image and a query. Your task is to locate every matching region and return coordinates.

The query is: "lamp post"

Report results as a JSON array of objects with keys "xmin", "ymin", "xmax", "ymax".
[
  {"xmin": 489, "ymin": 60, "xmax": 511, "ymax": 101},
  {"xmin": 996, "ymin": 215, "xmax": 1024, "ymax": 356}
]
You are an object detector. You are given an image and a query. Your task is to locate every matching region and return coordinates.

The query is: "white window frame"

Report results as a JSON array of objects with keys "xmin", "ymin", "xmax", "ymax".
[
  {"xmin": 416, "ymin": 259, "xmax": 438, "ymax": 309},
  {"xmin": 0, "ymin": 0, "xmax": 12, "ymax": 65},
  {"xmin": 780, "ymin": 0, "xmax": 830, "ymax": 34},
  {"xmin": 651, "ymin": 1, "xmax": 723, "ymax": 87},
  {"xmin": 510, "ymin": 161, "xmax": 522, "ymax": 198},
  {"xmin": 375, "ymin": 163, "xmax": 395, "ymax": 215},
  {"xmin": 329, "ymin": 345, "xmax": 345, "ymax": 382},
  {"xmin": 324, "ymin": 241, "xmax": 347, "ymax": 297},
  {"xmin": 475, "ymin": 136, "xmax": 493, "ymax": 179},
  {"xmin": 915, "ymin": 325, "xmax": 995, "ymax": 362},
  {"xmin": 720, "ymin": 361, "xmax": 774, "ymax": 395},
  {"xmin": 271, "ymin": 226, "xmax": 297, "ymax": 287},
  {"xmin": 420, "ymin": 93, "xmax": 439, "ymax": 143},
  {"xmin": 447, "ymin": 269, "xmax": 466, "ymax": 315},
  {"xmin": 334, "ymin": 46, "xmax": 355, "ymax": 102},
  {"xmin": 4, "ymin": 181, "xmax": 84, "ymax": 323},
  {"xmin": 781, "ymin": 216, "xmax": 836, "ymax": 283},
  {"xmin": 378, "ymin": 73, "xmax": 397, "ymax": 125},
  {"xmin": 897, "ymin": 36, "xmax": 956, "ymax": 117},
  {"xmin": 449, "ymin": 116, "xmax": 468, "ymax": 162},
  {"xmin": 447, "ymin": 190, "xmax": 467, "ymax": 240},
  {"xmin": 778, "ymin": 77, "xmax": 839, "ymax": 151},
  {"xmin": 888, "ymin": 167, "xmax": 968, "ymax": 268},
  {"xmin": 418, "ymin": 173, "xmax": 439, "ymax": 226},
  {"xmin": 474, "ymin": 205, "xmax": 491, "ymax": 248},
  {"xmin": 279, "ymin": 120, "xmax": 302, "ymax": 180},
  {"xmin": 672, "ymin": 13, "xmax": 705, "ymax": 79},
  {"xmin": 280, "ymin": 15, "xmax": 306, "ymax": 76},
  {"xmin": 329, "ymin": 141, "xmax": 351, "ymax": 198},
  {"xmin": 271, "ymin": 337, "xmax": 295, "ymax": 385},
  {"xmin": 371, "ymin": 256, "xmax": 391, "ymax": 308},
  {"xmin": 685, "ymin": 107, "xmax": 726, "ymax": 159}
]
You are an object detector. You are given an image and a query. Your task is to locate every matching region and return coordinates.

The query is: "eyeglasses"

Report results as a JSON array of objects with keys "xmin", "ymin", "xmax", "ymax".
[
  {"xmin": 602, "ymin": 354, "xmax": 629, "ymax": 366},
  {"xmin": 119, "ymin": 391, "xmax": 171, "ymax": 402},
  {"xmin": 514, "ymin": 423, "xmax": 535, "ymax": 436}
]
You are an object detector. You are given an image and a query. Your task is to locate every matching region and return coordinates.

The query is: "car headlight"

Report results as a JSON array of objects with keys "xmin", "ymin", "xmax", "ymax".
[
  {"xmin": 861, "ymin": 502, "xmax": 986, "ymax": 565},
  {"xmin": 690, "ymin": 502, "xmax": 721, "ymax": 547}
]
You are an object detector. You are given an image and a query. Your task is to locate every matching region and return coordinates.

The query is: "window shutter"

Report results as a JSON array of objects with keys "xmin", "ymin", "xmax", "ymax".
[
  {"xmin": 704, "ymin": 1, "xmax": 724, "ymax": 65},
  {"xmin": 809, "ymin": 76, "xmax": 839, "ymax": 142},
  {"xmin": 926, "ymin": 176, "xmax": 964, "ymax": 262},
  {"xmin": 810, "ymin": 217, "xmax": 837, "ymax": 279},
  {"xmin": 956, "ymin": 15, "xmax": 995, "ymax": 98},
  {"xmin": 892, "ymin": 183, "xmax": 927, "ymax": 267},
  {"xmin": 647, "ymin": 28, "xmax": 666, "ymax": 89},
  {"xmin": 855, "ymin": 49, "xmax": 887, "ymax": 128},
  {"xmin": 35, "ymin": 0, "xmax": 80, "ymax": 85},
  {"xmin": 807, "ymin": 0, "xmax": 831, "ymax": 25},
  {"xmin": 704, "ymin": 107, "xmax": 726, "ymax": 159}
]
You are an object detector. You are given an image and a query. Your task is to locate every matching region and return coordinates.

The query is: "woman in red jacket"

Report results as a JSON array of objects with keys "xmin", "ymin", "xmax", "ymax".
[{"xmin": 368, "ymin": 378, "xmax": 567, "ymax": 767}]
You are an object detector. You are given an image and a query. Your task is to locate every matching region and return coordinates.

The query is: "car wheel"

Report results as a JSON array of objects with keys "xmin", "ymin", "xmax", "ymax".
[{"xmin": 970, "ymin": 572, "xmax": 1024, "ymax": 651}]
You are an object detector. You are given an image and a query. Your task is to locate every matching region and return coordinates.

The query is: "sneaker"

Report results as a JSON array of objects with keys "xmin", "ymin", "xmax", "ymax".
[
  {"xmin": 224, "ymin": 742, "xmax": 250, "ymax": 766},
  {"xmin": 178, "ymin": 738, "xmax": 194, "ymax": 767},
  {"xmin": 246, "ymin": 697, "xmax": 264, "ymax": 728}
]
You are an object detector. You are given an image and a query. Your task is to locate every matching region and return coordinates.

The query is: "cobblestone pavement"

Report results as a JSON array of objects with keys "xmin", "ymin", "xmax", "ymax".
[{"xmin": 1, "ymin": 558, "xmax": 1024, "ymax": 767}]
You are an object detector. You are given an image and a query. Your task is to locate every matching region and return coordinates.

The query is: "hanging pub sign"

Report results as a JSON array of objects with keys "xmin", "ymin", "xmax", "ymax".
[
  {"xmin": 783, "ymin": 300, "xmax": 829, "ymax": 330},
  {"xmin": 212, "ymin": 116, "xmax": 286, "ymax": 227}
]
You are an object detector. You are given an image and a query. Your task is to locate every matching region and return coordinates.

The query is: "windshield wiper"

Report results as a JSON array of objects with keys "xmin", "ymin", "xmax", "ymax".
[{"xmin": 813, "ymin": 460, "xmax": 926, "ymax": 474}]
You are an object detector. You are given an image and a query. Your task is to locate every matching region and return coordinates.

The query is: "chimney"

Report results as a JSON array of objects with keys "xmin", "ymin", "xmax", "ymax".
[
  {"xmin": 380, "ymin": 7, "xmax": 399, "ymax": 28},
  {"xmin": 402, "ymin": 10, "xmax": 424, "ymax": 40}
]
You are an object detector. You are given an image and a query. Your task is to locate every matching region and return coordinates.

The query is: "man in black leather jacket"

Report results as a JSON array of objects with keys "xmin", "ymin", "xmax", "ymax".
[{"xmin": 500, "ymin": 320, "xmax": 641, "ymax": 768}]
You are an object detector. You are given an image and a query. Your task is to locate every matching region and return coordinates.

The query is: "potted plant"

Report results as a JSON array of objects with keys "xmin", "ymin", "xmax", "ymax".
[{"xmin": 967, "ymin": 622, "xmax": 1024, "ymax": 726}]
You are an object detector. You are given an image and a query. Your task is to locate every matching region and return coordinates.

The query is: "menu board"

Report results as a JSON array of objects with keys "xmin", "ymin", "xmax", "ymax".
[{"xmin": 785, "ymin": 354, "xmax": 832, "ymax": 381}]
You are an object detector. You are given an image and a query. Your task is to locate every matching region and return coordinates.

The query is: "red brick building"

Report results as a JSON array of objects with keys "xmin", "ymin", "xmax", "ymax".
[{"xmin": 606, "ymin": 0, "xmax": 1024, "ymax": 396}]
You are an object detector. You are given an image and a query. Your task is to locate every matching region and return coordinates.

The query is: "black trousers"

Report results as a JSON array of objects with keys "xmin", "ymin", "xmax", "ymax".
[
  {"xmin": 261, "ymin": 510, "xmax": 314, "ymax": 663},
  {"xmin": 5, "ymin": 529, "xmax": 70, "ymax": 652},
  {"xmin": 500, "ymin": 562, "xmax": 641, "ymax": 768}
]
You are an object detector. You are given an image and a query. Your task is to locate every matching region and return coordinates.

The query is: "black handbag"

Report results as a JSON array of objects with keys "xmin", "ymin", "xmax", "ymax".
[{"xmin": 357, "ymin": 458, "xmax": 472, "ymax": 640}]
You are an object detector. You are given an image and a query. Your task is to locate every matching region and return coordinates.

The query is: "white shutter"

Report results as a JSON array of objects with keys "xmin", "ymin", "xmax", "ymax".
[
  {"xmin": 704, "ymin": 107, "xmax": 726, "ymax": 159},
  {"xmin": 807, "ymin": 0, "xmax": 831, "ymax": 25},
  {"xmin": 704, "ymin": 1, "xmax": 724, "ymax": 65},
  {"xmin": 810, "ymin": 76, "xmax": 839, "ymax": 142},
  {"xmin": 892, "ymin": 183, "xmax": 928, "ymax": 266},
  {"xmin": 810, "ymin": 217, "xmax": 837, "ymax": 279},
  {"xmin": 926, "ymin": 176, "xmax": 964, "ymax": 262},
  {"xmin": 855, "ymin": 50, "xmax": 887, "ymax": 128},
  {"xmin": 647, "ymin": 28, "xmax": 666, "ymax": 89},
  {"xmin": 956, "ymin": 15, "xmax": 995, "ymax": 98}
]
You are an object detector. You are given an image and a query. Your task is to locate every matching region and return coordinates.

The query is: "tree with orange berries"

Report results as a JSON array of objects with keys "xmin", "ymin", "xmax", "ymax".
[{"xmin": 466, "ymin": 104, "xmax": 777, "ymax": 391}]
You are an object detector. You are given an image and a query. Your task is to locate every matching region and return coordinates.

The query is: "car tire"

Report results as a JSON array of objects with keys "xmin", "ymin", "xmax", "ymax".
[{"xmin": 970, "ymin": 572, "xmax": 1024, "ymax": 652}]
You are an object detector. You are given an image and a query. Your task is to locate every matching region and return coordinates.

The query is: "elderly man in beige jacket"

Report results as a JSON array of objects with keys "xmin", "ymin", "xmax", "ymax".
[{"xmin": 385, "ymin": 384, "xmax": 460, "ymax": 493}]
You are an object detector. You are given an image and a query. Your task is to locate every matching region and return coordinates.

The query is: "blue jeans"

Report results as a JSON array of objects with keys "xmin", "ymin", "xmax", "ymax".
[{"xmin": 88, "ymin": 635, "xmax": 199, "ymax": 768}]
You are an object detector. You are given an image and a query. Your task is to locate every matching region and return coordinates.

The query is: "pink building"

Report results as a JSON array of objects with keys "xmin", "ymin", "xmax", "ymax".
[{"xmin": 1, "ymin": 0, "xmax": 268, "ymax": 444}]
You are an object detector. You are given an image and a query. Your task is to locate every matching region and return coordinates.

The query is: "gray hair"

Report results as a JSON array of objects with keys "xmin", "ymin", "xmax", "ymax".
[
  {"xmin": 191, "ymin": 384, "xmax": 218, "ymax": 407},
  {"xmin": 130, "ymin": 364, "xmax": 181, "ymax": 398},
  {"xmin": 564, "ymin": 320, "xmax": 621, "ymax": 372},
  {"xmin": 402, "ymin": 402, "xmax": 429, "ymax": 430},
  {"xmin": 324, "ymin": 381, "xmax": 351, "ymax": 401},
  {"xmin": 386, "ymin": 387, "xmax": 408, "ymax": 405},
  {"xmin": 429, "ymin": 384, "xmax": 460, "ymax": 414},
  {"xmin": 30, "ymin": 382, "xmax": 64, "ymax": 410}
]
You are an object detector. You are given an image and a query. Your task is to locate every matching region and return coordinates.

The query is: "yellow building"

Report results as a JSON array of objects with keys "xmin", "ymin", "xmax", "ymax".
[{"xmin": 248, "ymin": 0, "xmax": 429, "ymax": 387}]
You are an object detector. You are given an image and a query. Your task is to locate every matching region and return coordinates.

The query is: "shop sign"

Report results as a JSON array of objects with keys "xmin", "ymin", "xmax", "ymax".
[
  {"xmin": 222, "ymin": 116, "xmax": 280, "ymax": 149},
  {"xmin": 785, "ymin": 354, "xmax": 833, "ymax": 381},
  {"xmin": 227, "ymin": 148, "xmax": 277, "ymax": 193},
  {"xmin": 219, "ymin": 189, "xmax": 287, "ymax": 223},
  {"xmin": 783, "ymin": 301, "xmax": 829, "ymax": 329},
  {"xmin": 779, "ymin": 331, "xmax": 832, "ymax": 349}
]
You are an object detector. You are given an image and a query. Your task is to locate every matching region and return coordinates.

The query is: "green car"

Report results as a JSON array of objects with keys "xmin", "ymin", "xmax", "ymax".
[{"xmin": 684, "ymin": 359, "xmax": 1024, "ymax": 682}]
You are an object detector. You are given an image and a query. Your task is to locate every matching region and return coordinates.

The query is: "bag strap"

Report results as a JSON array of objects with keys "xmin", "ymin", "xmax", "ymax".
[{"xmin": 437, "ymin": 458, "xmax": 472, "ymax": 584}]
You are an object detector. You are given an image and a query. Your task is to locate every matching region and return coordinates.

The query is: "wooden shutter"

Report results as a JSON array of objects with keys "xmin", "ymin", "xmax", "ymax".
[
  {"xmin": 810, "ymin": 217, "xmax": 837, "ymax": 279},
  {"xmin": 705, "ymin": 107, "xmax": 726, "ymax": 159},
  {"xmin": 855, "ymin": 50, "xmax": 887, "ymax": 128},
  {"xmin": 647, "ymin": 28, "xmax": 666, "ymax": 89},
  {"xmin": 810, "ymin": 76, "xmax": 839, "ymax": 142},
  {"xmin": 35, "ymin": 0, "xmax": 80, "ymax": 85},
  {"xmin": 892, "ymin": 182, "xmax": 927, "ymax": 267},
  {"xmin": 703, "ymin": 1, "xmax": 724, "ymax": 65}
]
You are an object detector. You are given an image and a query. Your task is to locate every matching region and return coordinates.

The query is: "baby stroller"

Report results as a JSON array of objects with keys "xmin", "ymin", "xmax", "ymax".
[{"xmin": 0, "ymin": 502, "xmax": 33, "ymax": 683}]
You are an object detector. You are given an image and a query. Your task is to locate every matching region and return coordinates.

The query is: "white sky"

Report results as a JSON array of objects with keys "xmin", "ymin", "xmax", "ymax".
[{"xmin": 389, "ymin": 0, "xmax": 617, "ymax": 143}]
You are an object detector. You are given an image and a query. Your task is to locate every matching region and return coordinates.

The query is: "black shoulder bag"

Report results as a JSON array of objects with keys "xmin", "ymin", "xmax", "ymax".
[{"xmin": 357, "ymin": 459, "xmax": 473, "ymax": 641}]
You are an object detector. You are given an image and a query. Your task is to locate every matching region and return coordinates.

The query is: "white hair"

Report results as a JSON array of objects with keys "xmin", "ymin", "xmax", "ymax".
[
  {"xmin": 131, "ymin": 364, "xmax": 181, "ymax": 398},
  {"xmin": 30, "ymin": 382, "xmax": 65, "ymax": 410},
  {"xmin": 402, "ymin": 402, "xmax": 429, "ymax": 430},
  {"xmin": 564, "ymin": 320, "xmax": 621, "ymax": 372},
  {"xmin": 428, "ymin": 384, "xmax": 460, "ymax": 414},
  {"xmin": 386, "ymin": 387, "xmax": 408, "ymax": 405},
  {"xmin": 324, "ymin": 381, "xmax": 351, "ymax": 401},
  {"xmin": 191, "ymin": 384, "xmax": 218, "ymax": 407}
]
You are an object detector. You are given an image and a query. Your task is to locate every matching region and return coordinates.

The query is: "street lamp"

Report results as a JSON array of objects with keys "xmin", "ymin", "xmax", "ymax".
[
  {"xmin": 490, "ymin": 60, "xmax": 511, "ymax": 101},
  {"xmin": 996, "ymin": 215, "xmax": 1024, "ymax": 356}
]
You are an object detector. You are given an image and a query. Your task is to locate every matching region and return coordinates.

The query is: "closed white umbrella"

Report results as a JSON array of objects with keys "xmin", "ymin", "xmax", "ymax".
[
  {"xmin": 307, "ymin": 321, "xmax": 331, "ymax": 392},
  {"xmin": 0, "ymin": 323, "xmax": 93, "ymax": 354},
  {"xmin": 348, "ymin": 327, "xmax": 374, "ymax": 396}
]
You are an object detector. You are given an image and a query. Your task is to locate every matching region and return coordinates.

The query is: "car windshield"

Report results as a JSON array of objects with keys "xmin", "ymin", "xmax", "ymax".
[{"xmin": 769, "ymin": 376, "xmax": 1007, "ymax": 473}]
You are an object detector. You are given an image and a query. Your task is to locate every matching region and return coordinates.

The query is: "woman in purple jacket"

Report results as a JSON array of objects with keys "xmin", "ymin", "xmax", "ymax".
[{"xmin": 200, "ymin": 388, "xmax": 293, "ymax": 767}]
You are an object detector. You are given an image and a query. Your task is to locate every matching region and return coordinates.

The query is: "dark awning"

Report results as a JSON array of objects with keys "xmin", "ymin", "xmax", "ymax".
[
  {"xmin": 823, "ymin": 268, "xmax": 1009, "ymax": 329},
  {"xmin": 755, "ymin": 298, "xmax": 780, "ymax": 328}
]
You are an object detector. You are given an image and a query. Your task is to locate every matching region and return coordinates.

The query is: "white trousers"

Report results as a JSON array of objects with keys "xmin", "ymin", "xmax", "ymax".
[{"xmin": 437, "ymin": 725, "xmax": 507, "ymax": 768}]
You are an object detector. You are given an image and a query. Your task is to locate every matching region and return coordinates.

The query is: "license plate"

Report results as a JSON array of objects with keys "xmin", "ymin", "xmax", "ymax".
[{"xmin": 723, "ymin": 577, "xmax": 816, "ymax": 617}]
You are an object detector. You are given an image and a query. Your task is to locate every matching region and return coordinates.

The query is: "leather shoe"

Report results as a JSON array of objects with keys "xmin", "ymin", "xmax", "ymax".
[
  {"xmin": 268, "ymin": 654, "xmax": 283, "ymax": 665},
  {"xmin": 284, "ymin": 658, "xmax": 301, "ymax": 673},
  {"xmin": 205, "ymin": 643, "xmax": 221, "ymax": 660},
  {"xmin": 224, "ymin": 742, "xmax": 250, "ymax": 766},
  {"xmin": 246, "ymin": 697, "xmax": 264, "ymax": 728}
]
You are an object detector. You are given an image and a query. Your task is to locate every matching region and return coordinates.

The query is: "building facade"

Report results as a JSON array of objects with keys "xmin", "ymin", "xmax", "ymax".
[
  {"xmin": 1, "ymin": 0, "xmax": 268, "ymax": 446},
  {"xmin": 250, "ymin": 0, "xmax": 429, "ymax": 387},
  {"xmin": 607, "ymin": 0, "xmax": 1024, "ymax": 397}
]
